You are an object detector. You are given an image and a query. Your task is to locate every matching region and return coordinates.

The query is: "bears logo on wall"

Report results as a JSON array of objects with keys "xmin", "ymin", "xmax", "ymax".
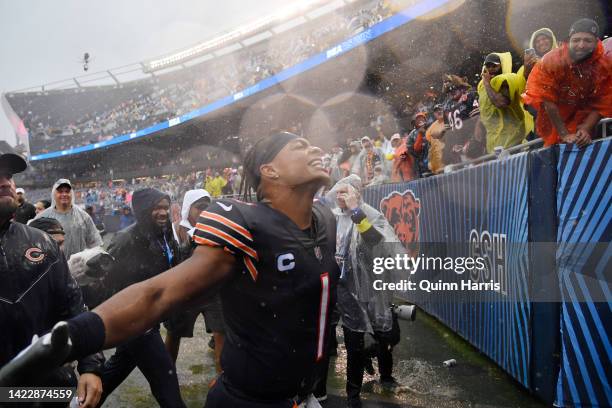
[{"xmin": 380, "ymin": 190, "xmax": 421, "ymax": 257}]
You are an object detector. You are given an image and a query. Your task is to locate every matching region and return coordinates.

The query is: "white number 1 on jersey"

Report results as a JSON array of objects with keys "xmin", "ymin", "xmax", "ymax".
[{"xmin": 315, "ymin": 273, "xmax": 330, "ymax": 361}]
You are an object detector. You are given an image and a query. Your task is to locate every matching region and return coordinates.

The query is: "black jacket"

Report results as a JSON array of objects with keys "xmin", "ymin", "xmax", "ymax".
[
  {"xmin": 105, "ymin": 189, "xmax": 180, "ymax": 295},
  {"xmin": 0, "ymin": 220, "xmax": 104, "ymax": 376},
  {"xmin": 14, "ymin": 201, "xmax": 36, "ymax": 224}
]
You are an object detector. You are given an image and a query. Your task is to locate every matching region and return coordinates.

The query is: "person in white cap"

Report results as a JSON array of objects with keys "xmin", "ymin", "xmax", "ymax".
[
  {"xmin": 35, "ymin": 178, "xmax": 103, "ymax": 259},
  {"xmin": 14, "ymin": 187, "xmax": 36, "ymax": 224}
]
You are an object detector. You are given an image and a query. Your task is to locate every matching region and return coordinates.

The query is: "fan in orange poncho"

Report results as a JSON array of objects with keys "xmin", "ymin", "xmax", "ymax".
[{"xmin": 523, "ymin": 18, "xmax": 612, "ymax": 147}]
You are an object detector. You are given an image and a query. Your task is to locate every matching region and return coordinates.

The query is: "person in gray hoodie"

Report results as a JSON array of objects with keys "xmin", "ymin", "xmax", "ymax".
[{"xmin": 35, "ymin": 179, "xmax": 103, "ymax": 260}]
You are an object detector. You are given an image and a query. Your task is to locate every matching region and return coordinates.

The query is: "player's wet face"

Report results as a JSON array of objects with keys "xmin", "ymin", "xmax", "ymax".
[
  {"xmin": 270, "ymin": 138, "xmax": 330, "ymax": 187},
  {"xmin": 151, "ymin": 198, "xmax": 170, "ymax": 228}
]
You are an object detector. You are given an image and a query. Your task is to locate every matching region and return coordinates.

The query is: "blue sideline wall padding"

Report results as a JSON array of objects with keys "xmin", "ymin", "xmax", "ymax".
[
  {"xmin": 363, "ymin": 152, "xmax": 532, "ymax": 388},
  {"xmin": 528, "ymin": 146, "xmax": 560, "ymax": 404},
  {"xmin": 554, "ymin": 140, "xmax": 611, "ymax": 408}
]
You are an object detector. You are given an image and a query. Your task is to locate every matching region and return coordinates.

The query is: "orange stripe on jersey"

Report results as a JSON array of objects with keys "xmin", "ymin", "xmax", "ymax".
[
  {"xmin": 243, "ymin": 256, "xmax": 259, "ymax": 282},
  {"xmin": 192, "ymin": 235, "xmax": 220, "ymax": 247},
  {"xmin": 196, "ymin": 224, "xmax": 258, "ymax": 260},
  {"xmin": 199, "ymin": 211, "xmax": 253, "ymax": 241}
]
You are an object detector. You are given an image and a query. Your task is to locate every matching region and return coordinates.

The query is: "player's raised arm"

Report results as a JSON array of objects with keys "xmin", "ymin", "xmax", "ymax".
[{"xmin": 95, "ymin": 244, "xmax": 234, "ymax": 347}]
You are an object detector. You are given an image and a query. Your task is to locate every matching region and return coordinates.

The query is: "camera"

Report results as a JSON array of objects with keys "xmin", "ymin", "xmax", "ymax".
[{"xmin": 392, "ymin": 304, "xmax": 416, "ymax": 321}]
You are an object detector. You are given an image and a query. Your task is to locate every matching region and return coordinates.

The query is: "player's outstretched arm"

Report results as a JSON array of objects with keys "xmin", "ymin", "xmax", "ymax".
[{"xmin": 95, "ymin": 245, "xmax": 234, "ymax": 347}]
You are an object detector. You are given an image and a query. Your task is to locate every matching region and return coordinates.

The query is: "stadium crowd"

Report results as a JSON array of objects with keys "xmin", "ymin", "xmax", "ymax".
[
  {"xmin": 20, "ymin": 19, "xmax": 611, "ymax": 216},
  {"xmin": 7, "ymin": 0, "xmax": 392, "ymax": 155}
]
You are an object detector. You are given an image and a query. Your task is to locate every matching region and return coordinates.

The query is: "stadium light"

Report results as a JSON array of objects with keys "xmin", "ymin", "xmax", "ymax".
[{"xmin": 144, "ymin": 0, "xmax": 331, "ymax": 72}]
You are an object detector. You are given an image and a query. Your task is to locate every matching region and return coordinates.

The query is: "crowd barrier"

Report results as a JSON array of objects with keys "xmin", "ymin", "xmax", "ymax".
[{"xmin": 362, "ymin": 138, "xmax": 611, "ymax": 407}]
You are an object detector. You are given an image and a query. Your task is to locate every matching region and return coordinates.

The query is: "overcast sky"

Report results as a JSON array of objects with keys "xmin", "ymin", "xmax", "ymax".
[{"xmin": 0, "ymin": 0, "xmax": 292, "ymax": 146}]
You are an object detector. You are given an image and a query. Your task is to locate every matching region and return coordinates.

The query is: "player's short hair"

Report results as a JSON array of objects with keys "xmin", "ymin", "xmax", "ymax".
[{"xmin": 241, "ymin": 132, "xmax": 299, "ymax": 201}]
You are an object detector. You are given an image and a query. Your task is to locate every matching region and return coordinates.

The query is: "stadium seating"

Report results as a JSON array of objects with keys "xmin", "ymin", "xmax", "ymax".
[{"xmin": 4, "ymin": 0, "xmax": 391, "ymax": 155}]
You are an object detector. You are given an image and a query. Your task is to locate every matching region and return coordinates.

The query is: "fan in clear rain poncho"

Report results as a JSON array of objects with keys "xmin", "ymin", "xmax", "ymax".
[{"xmin": 323, "ymin": 175, "xmax": 406, "ymax": 407}]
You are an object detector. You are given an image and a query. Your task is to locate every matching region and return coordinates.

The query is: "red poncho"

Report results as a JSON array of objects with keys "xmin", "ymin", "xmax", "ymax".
[
  {"xmin": 391, "ymin": 138, "xmax": 416, "ymax": 182},
  {"xmin": 523, "ymin": 41, "xmax": 612, "ymax": 146}
]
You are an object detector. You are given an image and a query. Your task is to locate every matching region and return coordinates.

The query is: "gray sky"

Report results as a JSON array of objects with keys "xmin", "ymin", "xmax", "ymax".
[{"xmin": 0, "ymin": 0, "xmax": 292, "ymax": 146}]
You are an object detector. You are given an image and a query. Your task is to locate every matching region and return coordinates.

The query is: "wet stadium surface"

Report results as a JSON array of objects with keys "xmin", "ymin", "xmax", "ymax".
[{"xmin": 102, "ymin": 310, "xmax": 545, "ymax": 407}]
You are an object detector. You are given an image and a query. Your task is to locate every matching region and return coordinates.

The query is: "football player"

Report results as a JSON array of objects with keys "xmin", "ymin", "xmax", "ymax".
[{"xmin": 4, "ymin": 132, "xmax": 340, "ymax": 408}]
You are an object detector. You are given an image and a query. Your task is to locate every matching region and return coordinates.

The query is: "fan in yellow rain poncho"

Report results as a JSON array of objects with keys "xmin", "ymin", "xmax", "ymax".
[
  {"xmin": 204, "ymin": 172, "xmax": 227, "ymax": 197},
  {"xmin": 477, "ymin": 52, "xmax": 526, "ymax": 153},
  {"xmin": 517, "ymin": 28, "xmax": 559, "ymax": 135}
]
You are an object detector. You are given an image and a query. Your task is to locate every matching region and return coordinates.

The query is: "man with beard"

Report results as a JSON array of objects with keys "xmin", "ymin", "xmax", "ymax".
[
  {"xmin": 0, "ymin": 150, "xmax": 104, "ymax": 408},
  {"xmin": 14, "ymin": 188, "xmax": 36, "ymax": 224},
  {"xmin": 97, "ymin": 188, "xmax": 185, "ymax": 407},
  {"xmin": 524, "ymin": 18, "xmax": 612, "ymax": 147}
]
